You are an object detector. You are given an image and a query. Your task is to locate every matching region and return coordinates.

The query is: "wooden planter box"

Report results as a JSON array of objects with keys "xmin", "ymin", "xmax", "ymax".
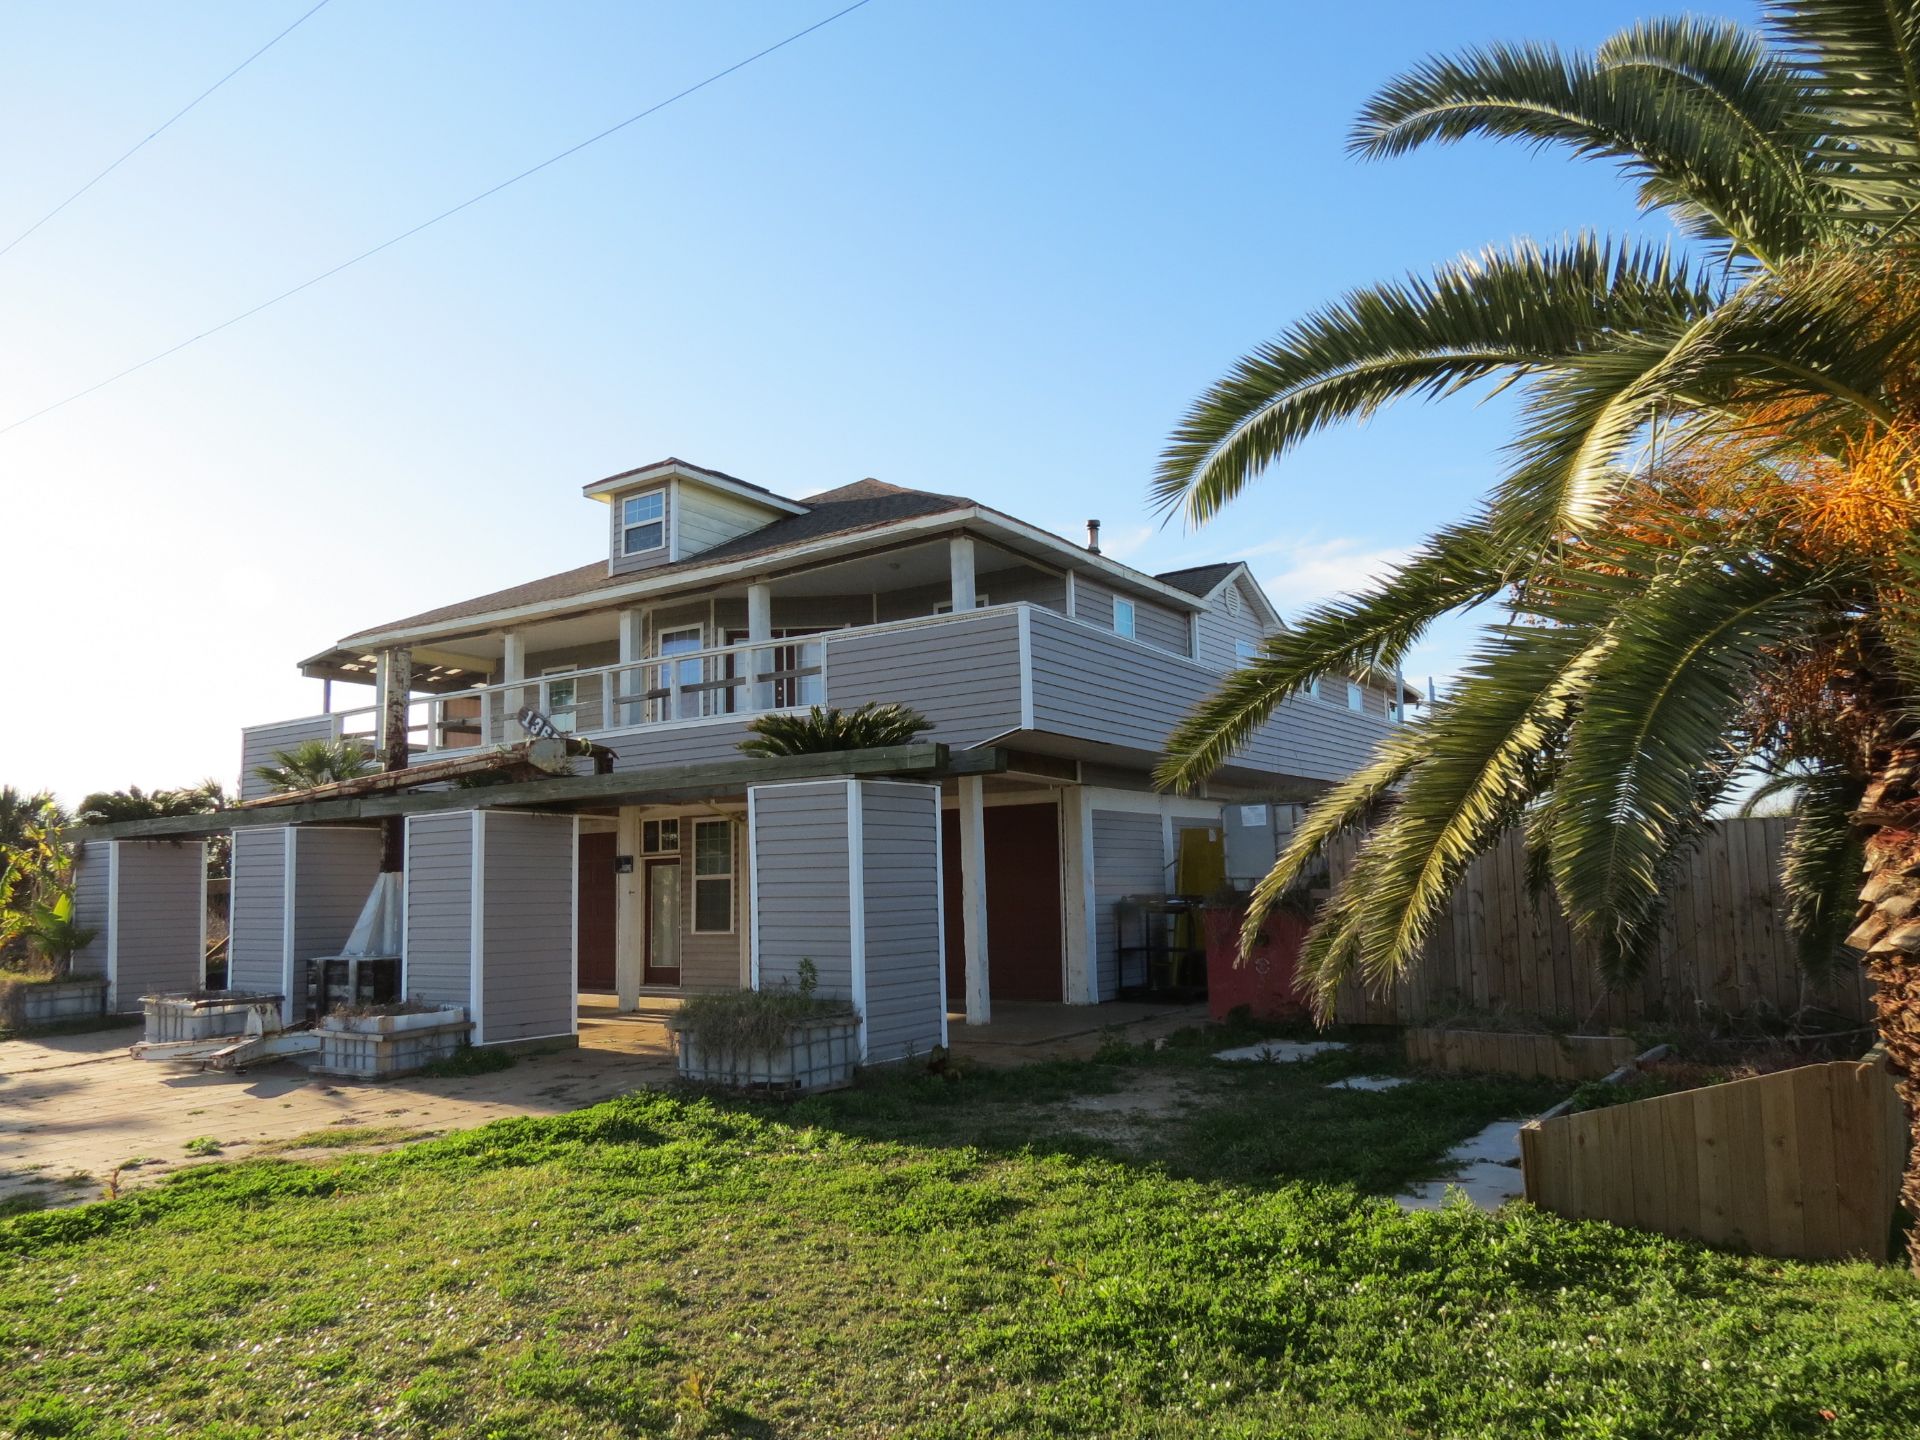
[
  {"xmin": 1405, "ymin": 1027, "xmax": 1635, "ymax": 1082},
  {"xmin": 313, "ymin": 1007, "xmax": 472, "ymax": 1079},
  {"xmin": 7, "ymin": 977, "xmax": 108, "ymax": 1027},
  {"xmin": 142, "ymin": 991, "xmax": 277, "ymax": 1045},
  {"xmin": 1520, "ymin": 1057, "xmax": 1908, "ymax": 1261},
  {"xmin": 671, "ymin": 1014, "xmax": 860, "ymax": 1094}
]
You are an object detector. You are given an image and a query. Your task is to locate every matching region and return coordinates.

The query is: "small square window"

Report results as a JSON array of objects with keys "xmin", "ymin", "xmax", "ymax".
[
  {"xmin": 621, "ymin": 490, "xmax": 666, "ymax": 555},
  {"xmin": 642, "ymin": 818, "xmax": 680, "ymax": 854},
  {"xmin": 1347, "ymin": 682, "xmax": 1365, "ymax": 712},
  {"xmin": 1112, "ymin": 598, "xmax": 1136, "ymax": 639},
  {"xmin": 1234, "ymin": 640, "xmax": 1259, "ymax": 667}
]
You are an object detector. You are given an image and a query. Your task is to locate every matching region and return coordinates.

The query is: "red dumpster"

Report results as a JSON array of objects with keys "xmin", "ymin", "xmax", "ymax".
[{"xmin": 1203, "ymin": 902, "xmax": 1309, "ymax": 1022}]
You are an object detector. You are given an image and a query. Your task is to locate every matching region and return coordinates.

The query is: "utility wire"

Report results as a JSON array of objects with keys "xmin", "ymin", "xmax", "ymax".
[
  {"xmin": 1, "ymin": 0, "xmax": 877, "ymax": 438},
  {"xmin": 1, "ymin": 0, "xmax": 336, "ymax": 259}
]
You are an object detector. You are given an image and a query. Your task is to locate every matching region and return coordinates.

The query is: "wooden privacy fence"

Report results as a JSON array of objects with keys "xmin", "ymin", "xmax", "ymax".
[
  {"xmin": 1403, "ymin": 1027, "xmax": 1635, "ymax": 1081},
  {"xmin": 1327, "ymin": 818, "xmax": 1874, "ymax": 1029},
  {"xmin": 1519, "ymin": 1059, "xmax": 1906, "ymax": 1262}
]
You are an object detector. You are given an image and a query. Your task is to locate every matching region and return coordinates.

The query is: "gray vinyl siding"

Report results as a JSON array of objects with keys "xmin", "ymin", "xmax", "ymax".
[
  {"xmin": 479, "ymin": 812, "xmax": 576, "ymax": 1043},
  {"xmin": 823, "ymin": 610, "xmax": 1024, "ymax": 749},
  {"xmin": 608, "ymin": 484, "xmax": 673, "ymax": 576},
  {"xmin": 112, "ymin": 841, "xmax": 205, "ymax": 1006},
  {"xmin": 230, "ymin": 828, "xmax": 288, "ymax": 995},
  {"xmin": 606, "ymin": 715, "xmax": 768, "ymax": 771},
  {"xmin": 749, "ymin": 782, "xmax": 854, "ymax": 1002},
  {"xmin": 1196, "ymin": 574, "xmax": 1272, "ymax": 673},
  {"xmin": 873, "ymin": 567, "xmax": 1068, "ymax": 622},
  {"xmin": 240, "ymin": 716, "xmax": 335, "ymax": 800},
  {"xmin": 1027, "ymin": 608, "xmax": 1393, "ymax": 784},
  {"xmin": 1092, "ymin": 811, "xmax": 1166, "ymax": 1001},
  {"xmin": 1073, "ymin": 580, "xmax": 1190, "ymax": 656},
  {"xmin": 675, "ymin": 484, "xmax": 780, "ymax": 556},
  {"xmin": 858, "ymin": 782, "xmax": 944, "ymax": 1062},
  {"xmin": 292, "ymin": 828, "xmax": 384, "ymax": 965},
  {"xmin": 679, "ymin": 817, "xmax": 742, "ymax": 993},
  {"xmin": 68, "ymin": 842, "xmax": 110, "ymax": 978},
  {"xmin": 403, "ymin": 812, "xmax": 473, "ymax": 1009}
]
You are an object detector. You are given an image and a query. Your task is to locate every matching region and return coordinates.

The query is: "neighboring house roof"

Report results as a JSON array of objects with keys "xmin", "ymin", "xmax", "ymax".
[
  {"xmin": 336, "ymin": 479, "xmax": 974, "ymax": 644},
  {"xmin": 1153, "ymin": 562, "xmax": 1242, "ymax": 597}
]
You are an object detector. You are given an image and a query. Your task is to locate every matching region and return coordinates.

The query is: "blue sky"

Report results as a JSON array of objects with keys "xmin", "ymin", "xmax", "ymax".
[{"xmin": 0, "ymin": 0, "xmax": 1749, "ymax": 802}]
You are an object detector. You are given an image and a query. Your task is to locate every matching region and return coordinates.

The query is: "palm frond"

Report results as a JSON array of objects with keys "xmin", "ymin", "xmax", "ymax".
[
  {"xmin": 1153, "ymin": 235, "xmax": 1717, "ymax": 526},
  {"xmin": 1355, "ymin": 21, "xmax": 1829, "ymax": 263},
  {"xmin": 1549, "ymin": 551, "xmax": 1831, "ymax": 973},
  {"xmin": 1155, "ymin": 522, "xmax": 1506, "ymax": 791},
  {"xmin": 1767, "ymin": 0, "xmax": 1920, "ymax": 185},
  {"xmin": 1775, "ymin": 762, "xmax": 1869, "ymax": 974}
]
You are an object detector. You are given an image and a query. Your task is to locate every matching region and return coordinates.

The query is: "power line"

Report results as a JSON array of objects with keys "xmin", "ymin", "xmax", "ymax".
[
  {"xmin": 1, "ymin": 0, "xmax": 877, "ymax": 438},
  {"xmin": 1, "ymin": 0, "xmax": 336, "ymax": 259}
]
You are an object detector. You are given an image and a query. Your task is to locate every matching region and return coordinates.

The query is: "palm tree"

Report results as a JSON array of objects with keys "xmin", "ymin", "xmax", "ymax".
[
  {"xmin": 737, "ymin": 703, "xmax": 933, "ymax": 757},
  {"xmin": 251, "ymin": 739, "xmax": 376, "ymax": 794},
  {"xmin": 75, "ymin": 780, "xmax": 227, "ymax": 825},
  {"xmin": 0, "ymin": 786, "xmax": 60, "ymax": 849},
  {"xmin": 1153, "ymin": 1, "xmax": 1920, "ymax": 1267}
]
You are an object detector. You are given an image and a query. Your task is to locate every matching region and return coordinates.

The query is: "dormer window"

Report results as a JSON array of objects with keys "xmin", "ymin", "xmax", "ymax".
[{"xmin": 621, "ymin": 490, "xmax": 666, "ymax": 556}]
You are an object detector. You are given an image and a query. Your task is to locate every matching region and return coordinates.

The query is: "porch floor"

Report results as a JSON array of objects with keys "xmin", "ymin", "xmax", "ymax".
[{"xmin": 946, "ymin": 1000, "xmax": 1209, "ymax": 1064}]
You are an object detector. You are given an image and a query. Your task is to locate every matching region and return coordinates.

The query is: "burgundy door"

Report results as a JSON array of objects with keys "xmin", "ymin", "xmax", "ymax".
[
  {"xmin": 577, "ymin": 832, "xmax": 616, "ymax": 991},
  {"xmin": 941, "ymin": 801, "xmax": 1064, "ymax": 1003}
]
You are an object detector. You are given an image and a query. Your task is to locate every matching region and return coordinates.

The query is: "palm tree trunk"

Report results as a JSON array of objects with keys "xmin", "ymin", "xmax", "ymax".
[{"xmin": 1847, "ymin": 737, "xmax": 1920, "ymax": 1274}]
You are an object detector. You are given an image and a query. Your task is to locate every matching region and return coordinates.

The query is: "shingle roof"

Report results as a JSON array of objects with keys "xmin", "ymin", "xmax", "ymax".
[
  {"xmin": 337, "ymin": 479, "xmax": 975, "ymax": 644},
  {"xmin": 1153, "ymin": 561, "xmax": 1243, "ymax": 597}
]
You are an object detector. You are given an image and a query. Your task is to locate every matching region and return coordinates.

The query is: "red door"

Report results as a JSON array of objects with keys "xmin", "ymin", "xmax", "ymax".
[
  {"xmin": 577, "ymin": 832, "xmax": 616, "ymax": 991},
  {"xmin": 941, "ymin": 801, "xmax": 1063, "ymax": 1002}
]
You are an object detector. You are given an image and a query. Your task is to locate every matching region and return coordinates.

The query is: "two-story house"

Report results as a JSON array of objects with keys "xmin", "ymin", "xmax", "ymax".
[{"xmin": 74, "ymin": 458, "xmax": 1404, "ymax": 1059}]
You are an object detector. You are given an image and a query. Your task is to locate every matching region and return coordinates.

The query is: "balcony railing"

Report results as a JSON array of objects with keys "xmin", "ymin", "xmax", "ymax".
[{"xmin": 330, "ymin": 634, "xmax": 825, "ymax": 754}]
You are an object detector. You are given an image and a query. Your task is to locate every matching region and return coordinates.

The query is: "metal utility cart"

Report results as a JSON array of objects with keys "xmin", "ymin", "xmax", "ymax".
[{"xmin": 1113, "ymin": 894, "xmax": 1209, "ymax": 1002}]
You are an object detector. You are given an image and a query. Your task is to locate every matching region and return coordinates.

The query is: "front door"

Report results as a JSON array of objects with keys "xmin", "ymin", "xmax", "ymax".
[
  {"xmin": 576, "ymin": 832, "xmax": 616, "ymax": 991},
  {"xmin": 644, "ymin": 858, "xmax": 682, "ymax": 985}
]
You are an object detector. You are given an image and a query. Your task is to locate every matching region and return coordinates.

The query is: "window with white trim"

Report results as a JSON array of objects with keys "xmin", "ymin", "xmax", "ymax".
[
  {"xmin": 621, "ymin": 489, "xmax": 666, "ymax": 556},
  {"xmin": 1347, "ymin": 681, "xmax": 1365, "ymax": 712},
  {"xmin": 1307, "ymin": 677, "xmax": 1322, "ymax": 700},
  {"xmin": 691, "ymin": 820, "xmax": 733, "ymax": 933},
  {"xmin": 1112, "ymin": 597, "xmax": 1136, "ymax": 639},
  {"xmin": 932, "ymin": 593, "xmax": 990, "ymax": 614},
  {"xmin": 542, "ymin": 665, "xmax": 577, "ymax": 732},
  {"xmin": 642, "ymin": 818, "xmax": 679, "ymax": 854},
  {"xmin": 1234, "ymin": 639, "xmax": 1259, "ymax": 667}
]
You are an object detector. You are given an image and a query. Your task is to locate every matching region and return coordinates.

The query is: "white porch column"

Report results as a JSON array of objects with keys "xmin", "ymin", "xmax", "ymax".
[
  {"xmin": 502, "ymin": 631, "xmax": 527, "ymax": 718},
  {"xmin": 746, "ymin": 582, "xmax": 773, "ymax": 712},
  {"xmin": 957, "ymin": 774, "xmax": 990, "ymax": 1025},
  {"xmin": 615, "ymin": 805, "xmax": 643, "ymax": 1010},
  {"xmin": 948, "ymin": 534, "xmax": 977, "ymax": 613},
  {"xmin": 1059, "ymin": 786, "xmax": 1100, "ymax": 1004},
  {"xmin": 617, "ymin": 609, "xmax": 645, "ymax": 728}
]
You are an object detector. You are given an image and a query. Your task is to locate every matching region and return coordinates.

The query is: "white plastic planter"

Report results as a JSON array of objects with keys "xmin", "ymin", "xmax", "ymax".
[
  {"xmin": 313, "ymin": 1006, "xmax": 471, "ymax": 1079},
  {"xmin": 141, "ymin": 991, "xmax": 270, "ymax": 1045},
  {"xmin": 671, "ymin": 1014, "xmax": 861, "ymax": 1094}
]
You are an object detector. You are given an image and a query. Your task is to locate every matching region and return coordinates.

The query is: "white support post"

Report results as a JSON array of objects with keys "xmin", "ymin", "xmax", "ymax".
[
  {"xmin": 1059, "ymin": 787, "xmax": 1100, "ymax": 1004},
  {"xmin": 502, "ymin": 631, "xmax": 527, "ymax": 718},
  {"xmin": 617, "ymin": 610, "xmax": 644, "ymax": 727},
  {"xmin": 957, "ymin": 774, "xmax": 990, "ymax": 1025},
  {"xmin": 746, "ymin": 582, "xmax": 773, "ymax": 712},
  {"xmin": 949, "ymin": 534, "xmax": 977, "ymax": 613},
  {"xmin": 615, "ymin": 805, "xmax": 643, "ymax": 1010}
]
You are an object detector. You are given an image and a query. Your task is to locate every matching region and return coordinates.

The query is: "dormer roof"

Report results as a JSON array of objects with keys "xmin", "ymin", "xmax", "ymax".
[{"xmin": 579, "ymin": 457, "xmax": 809, "ymax": 514}]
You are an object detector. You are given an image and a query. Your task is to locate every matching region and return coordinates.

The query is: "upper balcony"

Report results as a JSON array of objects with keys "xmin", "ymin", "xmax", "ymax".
[{"xmin": 242, "ymin": 533, "xmax": 1399, "ymax": 799}]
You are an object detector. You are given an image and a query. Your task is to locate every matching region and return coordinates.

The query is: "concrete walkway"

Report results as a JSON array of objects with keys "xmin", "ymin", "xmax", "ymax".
[{"xmin": 0, "ymin": 1009, "xmax": 675, "ymax": 1208}]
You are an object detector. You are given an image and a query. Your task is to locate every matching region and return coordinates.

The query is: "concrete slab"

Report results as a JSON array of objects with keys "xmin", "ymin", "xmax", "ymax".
[
  {"xmin": 1448, "ymin": 1120, "xmax": 1523, "ymax": 1165},
  {"xmin": 1324, "ymin": 1074, "xmax": 1410, "ymax": 1091},
  {"xmin": 1213, "ymin": 1040, "xmax": 1348, "ymax": 1064},
  {"xmin": 950, "ymin": 1001, "xmax": 1208, "ymax": 1065},
  {"xmin": 0, "ymin": 1006, "xmax": 675, "ymax": 1208},
  {"xmin": 1397, "ymin": 1160, "xmax": 1527, "ymax": 1211}
]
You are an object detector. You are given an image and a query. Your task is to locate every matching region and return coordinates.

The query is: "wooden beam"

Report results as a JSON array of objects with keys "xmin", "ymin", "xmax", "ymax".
[{"xmin": 72, "ymin": 744, "xmax": 1007, "ymax": 842}]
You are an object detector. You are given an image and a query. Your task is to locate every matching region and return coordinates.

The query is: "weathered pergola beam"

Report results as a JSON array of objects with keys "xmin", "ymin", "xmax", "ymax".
[{"xmin": 72, "ymin": 744, "xmax": 1003, "ymax": 842}]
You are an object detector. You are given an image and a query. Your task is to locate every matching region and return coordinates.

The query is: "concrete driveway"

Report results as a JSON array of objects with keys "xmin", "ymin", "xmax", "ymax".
[{"xmin": 0, "ymin": 1008, "xmax": 675, "ymax": 1209}]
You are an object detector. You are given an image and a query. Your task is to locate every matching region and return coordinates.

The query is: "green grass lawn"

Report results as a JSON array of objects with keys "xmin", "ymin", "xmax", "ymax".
[{"xmin": 1, "ymin": 1026, "xmax": 1916, "ymax": 1438}]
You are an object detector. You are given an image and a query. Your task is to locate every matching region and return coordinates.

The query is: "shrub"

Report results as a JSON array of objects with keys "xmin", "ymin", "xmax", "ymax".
[{"xmin": 674, "ymin": 963, "xmax": 856, "ymax": 1058}]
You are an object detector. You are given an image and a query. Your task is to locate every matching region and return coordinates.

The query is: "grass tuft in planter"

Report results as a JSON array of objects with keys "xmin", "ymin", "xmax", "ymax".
[{"xmin": 671, "ymin": 960, "xmax": 860, "ymax": 1093}]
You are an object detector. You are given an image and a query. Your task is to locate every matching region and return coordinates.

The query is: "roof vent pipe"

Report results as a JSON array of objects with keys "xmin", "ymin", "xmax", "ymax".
[{"xmin": 1085, "ymin": 519, "xmax": 1101, "ymax": 555}]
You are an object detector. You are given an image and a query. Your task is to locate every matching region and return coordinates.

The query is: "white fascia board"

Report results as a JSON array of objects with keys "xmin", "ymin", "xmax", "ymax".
[{"xmin": 582, "ymin": 462, "xmax": 809, "ymax": 514}]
